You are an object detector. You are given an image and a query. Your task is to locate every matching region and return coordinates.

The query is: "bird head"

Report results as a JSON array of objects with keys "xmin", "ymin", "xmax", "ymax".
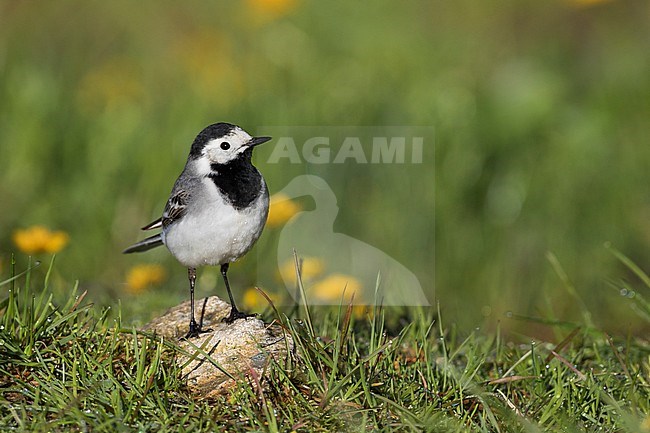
[{"xmin": 189, "ymin": 122, "xmax": 271, "ymax": 168}]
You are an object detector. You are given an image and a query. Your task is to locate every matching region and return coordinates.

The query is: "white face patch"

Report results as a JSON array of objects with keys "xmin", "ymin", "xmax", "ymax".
[{"xmin": 203, "ymin": 128, "xmax": 253, "ymax": 165}]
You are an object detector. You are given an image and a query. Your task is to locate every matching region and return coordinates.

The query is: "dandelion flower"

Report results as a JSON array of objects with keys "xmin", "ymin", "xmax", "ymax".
[
  {"xmin": 278, "ymin": 256, "xmax": 325, "ymax": 284},
  {"xmin": 311, "ymin": 274, "xmax": 361, "ymax": 303},
  {"xmin": 12, "ymin": 226, "xmax": 69, "ymax": 255},
  {"xmin": 125, "ymin": 264, "xmax": 166, "ymax": 295},
  {"xmin": 241, "ymin": 287, "xmax": 280, "ymax": 311},
  {"xmin": 267, "ymin": 193, "xmax": 302, "ymax": 228}
]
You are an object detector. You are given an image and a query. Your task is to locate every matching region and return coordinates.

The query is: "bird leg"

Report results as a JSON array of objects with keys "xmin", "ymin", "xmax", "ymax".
[
  {"xmin": 185, "ymin": 267, "xmax": 201, "ymax": 338},
  {"xmin": 197, "ymin": 296, "xmax": 212, "ymax": 332},
  {"xmin": 221, "ymin": 263, "xmax": 255, "ymax": 323}
]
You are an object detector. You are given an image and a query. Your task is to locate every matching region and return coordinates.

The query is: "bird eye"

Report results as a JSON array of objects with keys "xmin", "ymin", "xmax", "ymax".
[{"xmin": 220, "ymin": 142, "xmax": 231, "ymax": 150}]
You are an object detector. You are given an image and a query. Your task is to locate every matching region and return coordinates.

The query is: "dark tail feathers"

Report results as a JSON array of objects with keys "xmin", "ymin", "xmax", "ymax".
[{"xmin": 123, "ymin": 234, "xmax": 164, "ymax": 254}]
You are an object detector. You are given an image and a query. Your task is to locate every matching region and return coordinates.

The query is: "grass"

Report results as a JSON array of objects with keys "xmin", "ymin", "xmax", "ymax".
[{"xmin": 1, "ymin": 257, "xmax": 648, "ymax": 432}]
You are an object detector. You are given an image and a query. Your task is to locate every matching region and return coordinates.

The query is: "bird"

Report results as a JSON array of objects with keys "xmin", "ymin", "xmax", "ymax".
[{"xmin": 123, "ymin": 122, "xmax": 271, "ymax": 338}]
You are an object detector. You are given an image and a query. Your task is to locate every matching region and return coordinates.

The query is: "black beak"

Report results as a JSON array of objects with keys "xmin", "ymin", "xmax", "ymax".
[{"xmin": 248, "ymin": 136, "xmax": 272, "ymax": 147}]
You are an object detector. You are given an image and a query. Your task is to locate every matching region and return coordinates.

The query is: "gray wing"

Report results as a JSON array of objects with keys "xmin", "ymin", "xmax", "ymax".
[
  {"xmin": 138, "ymin": 190, "xmax": 187, "ymax": 231},
  {"xmin": 139, "ymin": 172, "xmax": 194, "ymax": 231},
  {"xmin": 161, "ymin": 188, "xmax": 191, "ymax": 228},
  {"xmin": 125, "ymin": 174, "xmax": 193, "ymax": 254}
]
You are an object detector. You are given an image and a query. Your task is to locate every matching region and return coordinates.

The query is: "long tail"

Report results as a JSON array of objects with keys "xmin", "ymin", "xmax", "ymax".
[{"xmin": 123, "ymin": 234, "xmax": 164, "ymax": 254}]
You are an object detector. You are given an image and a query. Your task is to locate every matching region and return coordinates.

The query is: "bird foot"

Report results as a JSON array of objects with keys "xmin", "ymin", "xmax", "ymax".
[
  {"xmin": 222, "ymin": 308, "xmax": 256, "ymax": 324},
  {"xmin": 183, "ymin": 320, "xmax": 213, "ymax": 339}
]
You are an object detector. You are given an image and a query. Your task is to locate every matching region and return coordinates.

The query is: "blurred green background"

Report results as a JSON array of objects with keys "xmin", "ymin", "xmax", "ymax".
[{"xmin": 1, "ymin": 0, "xmax": 649, "ymax": 334}]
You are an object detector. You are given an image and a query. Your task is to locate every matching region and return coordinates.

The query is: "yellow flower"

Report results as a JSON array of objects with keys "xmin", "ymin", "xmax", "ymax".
[
  {"xmin": 278, "ymin": 256, "xmax": 325, "ymax": 284},
  {"xmin": 246, "ymin": 0, "xmax": 300, "ymax": 23},
  {"xmin": 311, "ymin": 274, "xmax": 361, "ymax": 303},
  {"xmin": 12, "ymin": 226, "xmax": 69, "ymax": 255},
  {"xmin": 267, "ymin": 193, "xmax": 302, "ymax": 228},
  {"xmin": 241, "ymin": 287, "xmax": 281, "ymax": 311},
  {"xmin": 125, "ymin": 264, "xmax": 166, "ymax": 295}
]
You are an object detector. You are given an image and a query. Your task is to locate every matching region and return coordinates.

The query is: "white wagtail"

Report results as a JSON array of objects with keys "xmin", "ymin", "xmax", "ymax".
[{"xmin": 123, "ymin": 122, "xmax": 271, "ymax": 338}]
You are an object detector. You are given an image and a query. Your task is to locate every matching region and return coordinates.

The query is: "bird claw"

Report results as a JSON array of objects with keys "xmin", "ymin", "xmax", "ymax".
[
  {"xmin": 183, "ymin": 320, "xmax": 213, "ymax": 339},
  {"xmin": 222, "ymin": 308, "xmax": 256, "ymax": 324}
]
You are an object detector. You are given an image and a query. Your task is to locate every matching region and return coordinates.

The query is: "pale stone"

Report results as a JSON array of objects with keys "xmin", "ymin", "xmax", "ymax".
[{"xmin": 143, "ymin": 296, "xmax": 293, "ymax": 398}]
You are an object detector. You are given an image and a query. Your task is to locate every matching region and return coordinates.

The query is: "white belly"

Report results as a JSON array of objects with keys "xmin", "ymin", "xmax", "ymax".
[{"xmin": 162, "ymin": 179, "xmax": 268, "ymax": 267}]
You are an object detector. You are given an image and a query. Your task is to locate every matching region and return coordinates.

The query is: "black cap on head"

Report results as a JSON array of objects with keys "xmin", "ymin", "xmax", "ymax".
[{"xmin": 189, "ymin": 123, "xmax": 237, "ymax": 158}]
